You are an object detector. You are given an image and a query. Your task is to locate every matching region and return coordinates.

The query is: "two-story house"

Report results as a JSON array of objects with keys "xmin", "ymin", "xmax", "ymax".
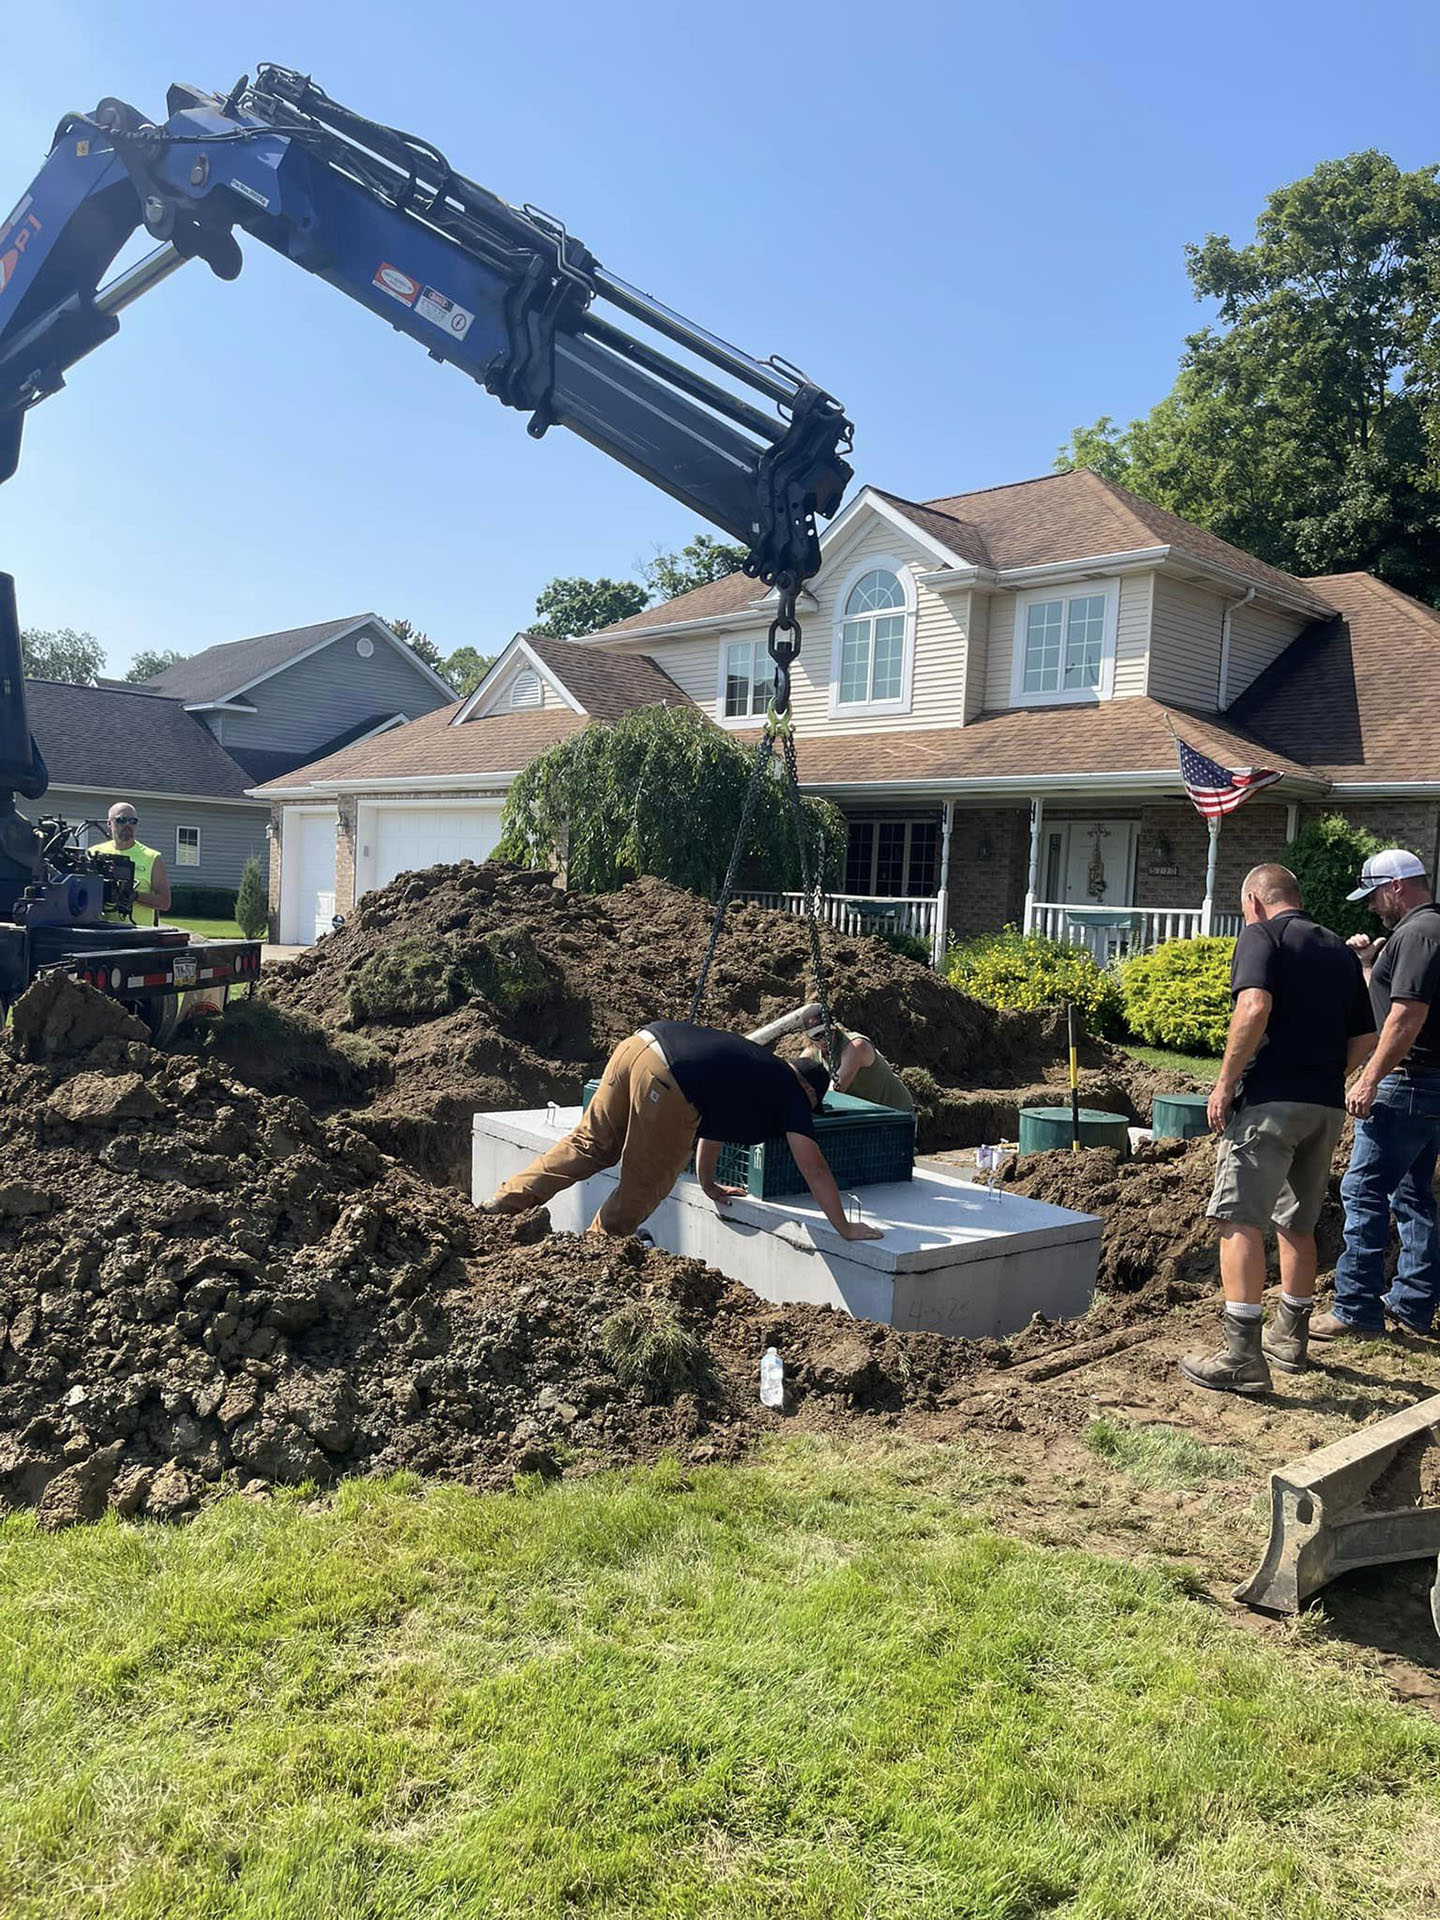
[
  {"xmin": 258, "ymin": 469, "xmax": 1440, "ymax": 953},
  {"xmin": 28, "ymin": 613, "xmax": 453, "ymax": 902}
]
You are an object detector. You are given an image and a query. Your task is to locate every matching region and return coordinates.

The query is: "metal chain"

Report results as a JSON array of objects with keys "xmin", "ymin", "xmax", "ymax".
[
  {"xmin": 688, "ymin": 726, "xmax": 777, "ymax": 1023},
  {"xmin": 780, "ymin": 725, "xmax": 838, "ymax": 1073},
  {"xmin": 689, "ymin": 583, "xmax": 836, "ymax": 1067}
]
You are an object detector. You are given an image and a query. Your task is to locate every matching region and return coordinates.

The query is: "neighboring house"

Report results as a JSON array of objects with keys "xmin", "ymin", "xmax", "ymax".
[
  {"xmin": 253, "ymin": 635, "xmax": 686, "ymax": 943},
  {"xmin": 256, "ymin": 470, "xmax": 1440, "ymax": 954},
  {"xmin": 25, "ymin": 679, "xmax": 267, "ymax": 893},
  {"xmin": 23, "ymin": 612, "xmax": 455, "ymax": 896}
]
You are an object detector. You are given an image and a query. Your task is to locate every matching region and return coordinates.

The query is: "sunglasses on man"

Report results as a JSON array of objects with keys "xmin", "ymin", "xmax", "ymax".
[{"xmin": 111, "ymin": 815, "xmax": 138, "ymax": 825}]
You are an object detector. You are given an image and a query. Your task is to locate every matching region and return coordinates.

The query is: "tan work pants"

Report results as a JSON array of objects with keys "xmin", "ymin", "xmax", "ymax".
[{"xmin": 490, "ymin": 1031, "xmax": 700, "ymax": 1236}]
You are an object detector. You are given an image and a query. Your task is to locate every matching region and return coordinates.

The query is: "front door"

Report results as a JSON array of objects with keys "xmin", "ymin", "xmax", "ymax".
[{"xmin": 1044, "ymin": 819, "xmax": 1138, "ymax": 906}]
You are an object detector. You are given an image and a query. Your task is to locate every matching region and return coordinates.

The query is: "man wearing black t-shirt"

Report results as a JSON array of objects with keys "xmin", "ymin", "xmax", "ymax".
[
  {"xmin": 1314, "ymin": 849, "xmax": 1440, "ymax": 1340},
  {"xmin": 1179, "ymin": 865, "xmax": 1375, "ymax": 1396},
  {"xmin": 481, "ymin": 1020, "xmax": 886, "ymax": 1243}
]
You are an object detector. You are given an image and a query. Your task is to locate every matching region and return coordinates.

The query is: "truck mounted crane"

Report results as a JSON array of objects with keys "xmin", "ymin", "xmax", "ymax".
[{"xmin": 0, "ymin": 64, "xmax": 853, "ymax": 1032}]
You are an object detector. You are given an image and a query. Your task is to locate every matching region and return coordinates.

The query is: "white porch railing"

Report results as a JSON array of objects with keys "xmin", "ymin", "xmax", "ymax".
[
  {"xmin": 736, "ymin": 889, "xmax": 946, "ymax": 964},
  {"xmin": 1027, "ymin": 901, "xmax": 1243, "ymax": 962}
]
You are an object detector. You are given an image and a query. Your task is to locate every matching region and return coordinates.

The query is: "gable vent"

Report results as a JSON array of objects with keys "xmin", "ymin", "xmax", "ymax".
[{"xmin": 509, "ymin": 670, "xmax": 542, "ymax": 709}]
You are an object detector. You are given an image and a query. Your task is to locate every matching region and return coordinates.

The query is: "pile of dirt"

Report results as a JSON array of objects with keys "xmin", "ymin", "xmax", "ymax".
[
  {"xmin": 1001, "ymin": 1135, "xmax": 1348, "ymax": 1299},
  {"xmin": 0, "ymin": 977, "xmax": 1000, "ymax": 1528},
  {"xmin": 254, "ymin": 863, "xmax": 1191, "ymax": 1179}
]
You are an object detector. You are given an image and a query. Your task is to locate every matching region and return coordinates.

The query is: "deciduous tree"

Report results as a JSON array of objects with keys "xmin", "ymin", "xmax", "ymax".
[{"xmin": 20, "ymin": 627, "xmax": 105, "ymax": 684}]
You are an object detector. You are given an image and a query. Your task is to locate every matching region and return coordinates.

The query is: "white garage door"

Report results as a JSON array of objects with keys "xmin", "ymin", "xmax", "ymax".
[
  {"xmin": 368, "ymin": 803, "xmax": 504, "ymax": 893},
  {"xmin": 281, "ymin": 808, "xmax": 339, "ymax": 945}
]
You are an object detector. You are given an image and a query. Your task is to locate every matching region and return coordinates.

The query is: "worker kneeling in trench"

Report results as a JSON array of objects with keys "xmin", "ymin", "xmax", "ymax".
[{"xmin": 481, "ymin": 1020, "xmax": 885, "ymax": 1244}]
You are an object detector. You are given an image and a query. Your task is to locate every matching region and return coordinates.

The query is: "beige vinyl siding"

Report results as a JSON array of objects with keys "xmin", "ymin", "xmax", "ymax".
[
  {"xmin": 1147, "ymin": 576, "xmax": 1225, "ymax": 707},
  {"xmin": 479, "ymin": 659, "xmax": 554, "ymax": 713},
  {"xmin": 962, "ymin": 590, "xmax": 989, "ymax": 720},
  {"xmin": 608, "ymin": 519, "xmax": 974, "ymax": 737},
  {"xmin": 1224, "ymin": 601, "xmax": 1305, "ymax": 705},
  {"xmin": 1112, "ymin": 573, "xmax": 1152, "ymax": 698},
  {"xmin": 983, "ymin": 596, "xmax": 1017, "ymax": 709}
]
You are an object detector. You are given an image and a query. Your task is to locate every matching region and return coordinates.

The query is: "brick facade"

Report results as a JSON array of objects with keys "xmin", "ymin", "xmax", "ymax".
[
  {"xmin": 945, "ymin": 806, "xmax": 1029, "ymax": 938},
  {"xmin": 266, "ymin": 806, "xmax": 282, "ymax": 941}
]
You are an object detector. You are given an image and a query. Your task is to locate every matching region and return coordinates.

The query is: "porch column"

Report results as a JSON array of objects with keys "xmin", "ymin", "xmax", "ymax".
[
  {"xmin": 1200, "ymin": 816, "xmax": 1220, "ymax": 935},
  {"xmin": 1023, "ymin": 797, "xmax": 1044, "ymax": 935},
  {"xmin": 933, "ymin": 797, "xmax": 954, "ymax": 968}
]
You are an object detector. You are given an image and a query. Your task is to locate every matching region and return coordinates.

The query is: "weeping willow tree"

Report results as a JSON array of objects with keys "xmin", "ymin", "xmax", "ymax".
[{"xmin": 497, "ymin": 704, "xmax": 844, "ymax": 898}]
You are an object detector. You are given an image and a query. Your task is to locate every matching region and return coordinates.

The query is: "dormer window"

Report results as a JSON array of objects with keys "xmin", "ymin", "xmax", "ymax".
[
  {"xmin": 829, "ymin": 561, "xmax": 915, "ymax": 716},
  {"xmin": 1009, "ymin": 580, "xmax": 1119, "ymax": 707},
  {"xmin": 509, "ymin": 670, "xmax": 542, "ymax": 709}
]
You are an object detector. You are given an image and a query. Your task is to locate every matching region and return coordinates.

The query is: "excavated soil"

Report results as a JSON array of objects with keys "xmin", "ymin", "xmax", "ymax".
[
  {"xmin": 251, "ymin": 863, "xmax": 1192, "ymax": 1182},
  {"xmin": 0, "ymin": 976, "xmax": 1004, "ymax": 1529}
]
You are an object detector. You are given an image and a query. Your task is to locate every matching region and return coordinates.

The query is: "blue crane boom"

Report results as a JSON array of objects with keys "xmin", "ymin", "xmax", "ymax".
[{"xmin": 0, "ymin": 65, "xmax": 852, "ymax": 588}]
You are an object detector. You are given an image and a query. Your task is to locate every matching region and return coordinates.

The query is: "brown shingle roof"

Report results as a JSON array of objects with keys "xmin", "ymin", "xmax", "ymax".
[
  {"xmin": 1228, "ymin": 572, "xmax": 1440, "ymax": 783},
  {"xmin": 251, "ymin": 704, "xmax": 586, "ymax": 792},
  {"xmin": 779, "ymin": 699, "xmax": 1321, "ymax": 789},
  {"xmin": 887, "ymin": 472, "xmax": 1336, "ymax": 617},
  {"xmin": 521, "ymin": 635, "xmax": 690, "ymax": 720},
  {"xmin": 592, "ymin": 570, "xmax": 763, "ymax": 637}
]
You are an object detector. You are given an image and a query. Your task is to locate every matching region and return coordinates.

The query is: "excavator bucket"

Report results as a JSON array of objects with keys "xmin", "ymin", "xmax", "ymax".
[{"xmin": 1235, "ymin": 1392, "xmax": 1440, "ymax": 1618}]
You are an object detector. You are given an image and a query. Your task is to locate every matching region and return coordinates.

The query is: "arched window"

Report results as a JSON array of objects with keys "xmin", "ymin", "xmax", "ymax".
[
  {"xmin": 836, "ymin": 567, "xmax": 909, "ymax": 708},
  {"xmin": 509, "ymin": 669, "xmax": 542, "ymax": 709}
]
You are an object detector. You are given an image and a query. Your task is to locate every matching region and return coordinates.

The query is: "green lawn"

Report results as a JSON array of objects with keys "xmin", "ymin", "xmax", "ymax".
[
  {"xmin": 1, "ymin": 1440, "xmax": 1437, "ymax": 1919},
  {"xmin": 1120, "ymin": 1042, "xmax": 1222, "ymax": 1083},
  {"xmin": 163, "ymin": 914, "xmax": 246, "ymax": 942}
]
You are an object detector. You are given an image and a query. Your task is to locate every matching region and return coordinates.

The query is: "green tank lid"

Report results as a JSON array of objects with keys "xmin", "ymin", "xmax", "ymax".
[
  {"xmin": 1018, "ymin": 1105, "xmax": 1130, "ymax": 1155},
  {"xmin": 1151, "ymin": 1092, "xmax": 1212, "ymax": 1141}
]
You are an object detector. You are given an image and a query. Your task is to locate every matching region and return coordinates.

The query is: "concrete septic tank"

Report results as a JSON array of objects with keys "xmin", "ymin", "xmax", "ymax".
[{"xmin": 473, "ymin": 1107, "xmax": 1102, "ymax": 1340}]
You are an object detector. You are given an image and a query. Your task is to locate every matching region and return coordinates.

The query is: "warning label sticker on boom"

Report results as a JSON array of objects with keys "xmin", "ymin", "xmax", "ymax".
[{"xmin": 417, "ymin": 286, "xmax": 473, "ymax": 340}]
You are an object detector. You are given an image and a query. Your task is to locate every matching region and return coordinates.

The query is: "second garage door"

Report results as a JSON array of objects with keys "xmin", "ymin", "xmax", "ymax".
[{"xmin": 362, "ymin": 802, "xmax": 506, "ymax": 896}]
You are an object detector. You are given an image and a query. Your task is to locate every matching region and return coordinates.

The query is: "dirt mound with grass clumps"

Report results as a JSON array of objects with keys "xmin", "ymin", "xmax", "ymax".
[
  {"xmin": 0, "ymin": 976, "xmax": 999, "ymax": 1528},
  {"xmin": 260, "ymin": 862, "xmax": 1189, "ymax": 1179}
]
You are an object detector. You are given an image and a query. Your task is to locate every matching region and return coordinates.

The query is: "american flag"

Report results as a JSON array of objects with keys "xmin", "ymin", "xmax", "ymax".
[{"xmin": 1174, "ymin": 733, "xmax": 1282, "ymax": 819}]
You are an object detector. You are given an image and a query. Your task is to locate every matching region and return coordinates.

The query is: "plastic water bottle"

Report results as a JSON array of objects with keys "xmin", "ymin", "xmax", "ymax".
[{"xmin": 759, "ymin": 1347, "xmax": 784, "ymax": 1409}]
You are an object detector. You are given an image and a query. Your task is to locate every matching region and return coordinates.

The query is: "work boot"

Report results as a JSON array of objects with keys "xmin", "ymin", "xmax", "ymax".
[
  {"xmin": 1308, "ymin": 1309, "xmax": 1381, "ymax": 1343},
  {"xmin": 1262, "ymin": 1298, "xmax": 1312, "ymax": 1374},
  {"xmin": 1178, "ymin": 1311, "xmax": 1272, "ymax": 1397}
]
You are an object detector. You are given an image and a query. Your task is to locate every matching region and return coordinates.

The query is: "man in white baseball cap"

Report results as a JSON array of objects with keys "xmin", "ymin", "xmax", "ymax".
[{"xmin": 1313, "ymin": 847, "xmax": 1440, "ymax": 1340}]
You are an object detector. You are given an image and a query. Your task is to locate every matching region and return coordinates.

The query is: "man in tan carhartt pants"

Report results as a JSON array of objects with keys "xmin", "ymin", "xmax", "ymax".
[{"xmin": 482, "ymin": 1020, "xmax": 885, "ymax": 1243}]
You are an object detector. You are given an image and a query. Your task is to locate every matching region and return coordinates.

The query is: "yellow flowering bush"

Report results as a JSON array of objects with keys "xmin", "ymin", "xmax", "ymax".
[
  {"xmin": 1120, "ymin": 936, "xmax": 1234, "ymax": 1054},
  {"xmin": 944, "ymin": 929, "xmax": 1125, "ymax": 1039}
]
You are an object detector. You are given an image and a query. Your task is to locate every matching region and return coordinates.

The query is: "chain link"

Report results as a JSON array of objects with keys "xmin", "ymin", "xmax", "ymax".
[{"xmin": 690, "ymin": 591, "xmax": 837, "ymax": 1069}]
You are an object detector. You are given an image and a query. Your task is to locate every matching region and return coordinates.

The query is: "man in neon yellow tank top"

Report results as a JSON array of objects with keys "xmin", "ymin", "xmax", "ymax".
[{"xmin": 91, "ymin": 801, "xmax": 172, "ymax": 923}]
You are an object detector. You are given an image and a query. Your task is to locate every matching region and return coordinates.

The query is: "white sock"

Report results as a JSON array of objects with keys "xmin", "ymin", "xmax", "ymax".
[
  {"xmin": 1281, "ymin": 1292, "xmax": 1312, "ymax": 1310},
  {"xmin": 1227, "ymin": 1300, "xmax": 1263, "ymax": 1320}
]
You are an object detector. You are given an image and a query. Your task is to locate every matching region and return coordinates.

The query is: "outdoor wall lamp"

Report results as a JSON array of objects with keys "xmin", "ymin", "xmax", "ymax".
[
  {"xmin": 977, "ymin": 833, "xmax": 994, "ymax": 861},
  {"xmin": 1153, "ymin": 833, "xmax": 1173, "ymax": 863}
]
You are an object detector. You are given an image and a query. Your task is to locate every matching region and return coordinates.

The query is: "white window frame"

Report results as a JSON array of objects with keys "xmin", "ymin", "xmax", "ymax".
[
  {"xmin": 714, "ymin": 636, "xmax": 772, "ymax": 726},
  {"xmin": 175, "ymin": 825, "xmax": 201, "ymax": 868},
  {"xmin": 1008, "ymin": 579, "xmax": 1120, "ymax": 708},
  {"xmin": 828, "ymin": 557, "xmax": 916, "ymax": 719}
]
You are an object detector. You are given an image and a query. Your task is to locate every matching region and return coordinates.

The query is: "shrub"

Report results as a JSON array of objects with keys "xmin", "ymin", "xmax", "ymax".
[
  {"xmin": 1280, "ymin": 813, "xmax": 1416, "ymax": 940},
  {"xmin": 944, "ymin": 928, "xmax": 1125, "ymax": 1039},
  {"xmin": 168, "ymin": 885, "xmax": 238, "ymax": 917},
  {"xmin": 1120, "ymin": 936, "xmax": 1235, "ymax": 1054},
  {"xmin": 880, "ymin": 928, "xmax": 933, "ymax": 967},
  {"xmin": 234, "ymin": 856, "xmax": 268, "ymax": 940}
]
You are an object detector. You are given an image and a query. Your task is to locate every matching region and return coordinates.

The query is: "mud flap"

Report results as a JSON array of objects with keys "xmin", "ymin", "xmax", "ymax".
[{"xmin": 1235, "ymin": 1393, "xmax": 1440, "ymax": 1618}]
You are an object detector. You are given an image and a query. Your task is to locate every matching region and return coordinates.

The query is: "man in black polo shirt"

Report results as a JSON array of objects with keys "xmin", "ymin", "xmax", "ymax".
[
  {"xmin": 1313, "ymin": 849, "xmax": 1440, "ymax": 1339},
  {"xmin": 1179, "ymin": 864, "xmax": 1375, "ymax": 1396},
  {"xmin": 481, "ymin": 1020, "xmax": 886, "ymax": 1243}
]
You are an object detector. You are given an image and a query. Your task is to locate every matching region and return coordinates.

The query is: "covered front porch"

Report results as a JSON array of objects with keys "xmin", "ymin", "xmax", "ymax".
[{"xmin": 742, "ymin": 785, "xmax": 1309, "ymax": 967}]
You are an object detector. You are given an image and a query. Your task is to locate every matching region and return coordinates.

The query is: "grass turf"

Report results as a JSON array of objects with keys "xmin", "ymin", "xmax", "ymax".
[
  {"xmin": 162, "ymin": 915, "xmax": 246, "ymax": 942},
  {"xmin": 1, "ymin": 1439, "xmax": 1437, "ymax": 1919},
  {"xmin": 1120, "ymin": 1043, "xmax": 1221, "ymax": 1084}
]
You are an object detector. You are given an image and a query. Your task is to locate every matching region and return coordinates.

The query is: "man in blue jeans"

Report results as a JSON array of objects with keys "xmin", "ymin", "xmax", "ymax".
[{"xmin": 1314, "ymin": 849, "xmax": 1440, "ymax": 1340}]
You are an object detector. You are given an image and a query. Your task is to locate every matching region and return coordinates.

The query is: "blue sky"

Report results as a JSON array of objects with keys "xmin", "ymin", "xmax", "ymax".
[{"xmin": 7, "ymin": 0, "xmax": 1440, "ymax": 674}]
